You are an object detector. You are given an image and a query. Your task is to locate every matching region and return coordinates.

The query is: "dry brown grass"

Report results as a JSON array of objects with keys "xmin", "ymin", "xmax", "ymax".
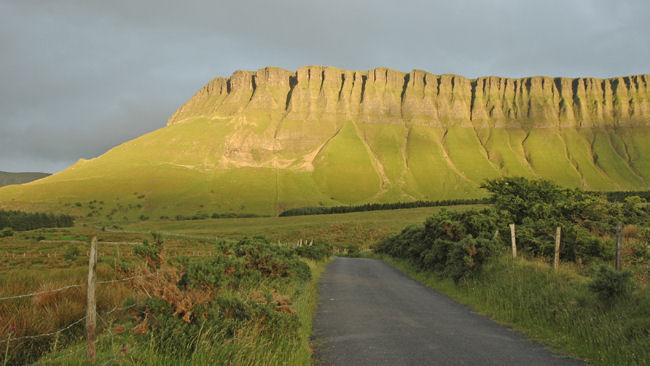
[
  {"xmin": 129, "ymin": 263, "xmax": 213, "ymax": 325},
  {"xmin": 622, "ymin": 224, "xmax": 638, "ymax": 238},
  {"xmin": 0, "ymin": 263, "xmax": 133, "ymax": 364}
]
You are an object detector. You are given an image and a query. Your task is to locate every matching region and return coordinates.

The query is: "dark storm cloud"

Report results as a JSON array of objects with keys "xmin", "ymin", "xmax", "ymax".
[{"xmin": 1, "ymin": 0, "xmax": 648, "ymax": 173}]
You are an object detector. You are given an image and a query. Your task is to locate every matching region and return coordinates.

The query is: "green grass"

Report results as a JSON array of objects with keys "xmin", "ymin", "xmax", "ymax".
[
  {"xmin": 123, "ymin": 205, "xmax": 481, "ymax": 249},
  {"xmin": 406, "ymin": 126, "xmax": 477, "ymax": 200},
  {"xmin": 378, "ymin": 255, "xmax": 649, "ymax": 365},
  {"xmin": 312, "ymin": 121, "xmax": 381, "ymax": 203},
  {"xmin": 482, "ymin": 128, "xmax": 533, "ymax": 177},
  {"xmin": 444, "ymin": 125, "xmax": 500, "ymax": 183},
  {"xmin": 621, "ymin": 126, "xmax": 650, "ymax": 182},
  {"xmin": 0, "ymin": 114, "xmax": 646, "ymax": 218},
  {"xmin": 592, "ymin": 130, "xmax": 645, "ymax": 190},
  {"xmin": 524, "ymin": 129, "xmax": 583, "ymax": 187},
  {"xmin": 560, "ymin": 128, "xmax": 616, "ymax": 190}
]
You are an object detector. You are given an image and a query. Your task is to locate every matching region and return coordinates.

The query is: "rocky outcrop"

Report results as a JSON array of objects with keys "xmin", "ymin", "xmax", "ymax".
[{"xmin": 168, "ymin": 66, "xmax": 650, "ymax": 128}]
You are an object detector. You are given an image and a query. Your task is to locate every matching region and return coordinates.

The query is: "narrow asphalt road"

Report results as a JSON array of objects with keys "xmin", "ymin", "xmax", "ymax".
[{"xmin": 312, "ymin": 257, "xmax": 583, "ymax": 365}]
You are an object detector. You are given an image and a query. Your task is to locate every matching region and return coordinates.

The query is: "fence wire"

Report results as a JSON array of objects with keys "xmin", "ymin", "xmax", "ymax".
[
  {"xmin": 0, "ymin": 316, "xmax": 86, "ymax": 344},
  {"xmin": 0, "ymin": 284, "xmax": 83, "ymax": 302},
  {"xmin": 1, "ymin": 238, "xmax": 161, "ymax": 363},
  {"xmin": 0, "ymin": 273, "xmax": 157, "ymax": 302}
]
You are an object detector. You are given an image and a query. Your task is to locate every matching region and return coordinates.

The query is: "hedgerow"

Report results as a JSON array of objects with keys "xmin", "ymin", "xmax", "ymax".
[{"xmin": 375, "ymin": 177, "xmax": 649, "ymax": 281}]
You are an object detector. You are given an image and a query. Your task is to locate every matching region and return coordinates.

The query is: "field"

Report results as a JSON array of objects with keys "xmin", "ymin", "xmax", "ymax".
[
  {"xmin": 121, "ymin": 205, "xmax": 478, "ymax": 249},
  {"xmin": 1, "ymin": 180, "xmax": 648, "ymax": 364},
  {"xmin": 0, "ymin": 205, "xmax": 466, "ymax": 364}
]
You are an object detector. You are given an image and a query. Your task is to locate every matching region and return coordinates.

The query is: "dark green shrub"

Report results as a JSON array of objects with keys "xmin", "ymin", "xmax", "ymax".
[
  {"xmin": 376, "ymin": 209, "xmax": 501, "ymax": 280},
  {"xmin": 444, "ymin": 235, "xmax": 499, "ymax": 282},
  {"xmin": 1, "ymin": 227, "xmax": 14, "ymax": 237},
  {"xmin": 63, "ymin": 245, "xmax": 80, "ymax": 261},
  {"xmin": 588, "ymin": 265, "xmax": 634, "ymax": 302},
  {"xmin": 295, "ymin": 241, "xmax": 333, "ymax": 260},
  {"xmin": 134, "ymin": 236, "xmax": 164, "ymax": 269}
]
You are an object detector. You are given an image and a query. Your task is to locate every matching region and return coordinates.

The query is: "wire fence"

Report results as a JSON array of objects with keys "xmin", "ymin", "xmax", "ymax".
[
  {"xmin": 0, "ymin": 274, "xmax": 152, "ymax": 345},
  {"xmin": 25, "ymin": 304, "xmax": 139, "ymax": 366},
  {"xmin": 0, "ymin": 316, "xmax": 86, "ymax": 345},
  {"xmin": 0, "ymin": 237, "xmax": 157, "ymax": 364},
  {"xmin": 0, "ymin": 274, "xmax": 156, "ymax": 303}
]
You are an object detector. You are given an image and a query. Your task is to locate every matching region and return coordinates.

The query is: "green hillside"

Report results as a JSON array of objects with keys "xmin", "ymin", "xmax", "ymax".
[{"xmin": 0, "ymin": 67, "xmax": 648, "ymax": 219}]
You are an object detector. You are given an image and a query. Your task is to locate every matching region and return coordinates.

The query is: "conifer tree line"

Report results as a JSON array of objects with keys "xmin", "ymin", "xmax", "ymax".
[
  {"xmin": 0, "ymin": 209, "xmax": 74, "ymax": 231},
  {"xmin": 279, "ymin": 189, "xmax": 648, "ymax": 217},
  {"xmin": 279, "ymin": 198, "xmax": 492, "ymax": 217},
  {"xmin": 604, "ymin": 190, "xmax": 650, "ymax": 202}
]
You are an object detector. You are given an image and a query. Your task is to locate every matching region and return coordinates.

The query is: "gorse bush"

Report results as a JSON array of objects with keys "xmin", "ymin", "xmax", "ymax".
[
  {"xmin": 63, "ymin": 245, "xmax": 80, "ymax": 261},
  {"xmin": 588, "ymin": 265, "xmax": 634, "ymax": 302},
  {"xmin": 376, "ymin": 177, "xmax": 649, "ymax": 275},
  {"xmin": 134, "ymin": 236, "xmax": 164, "ymax": 270},
  {"xmin": 295, "ymin": 240, "xmax": 333, "ymax": 261},
  {"xmin": 123, "ymin": 236, "xmax": 316, "ymax": 358},
  {"xmin": 376, "ymin": 208, "xmax": 503, "ymax": 282},
  {"xmin": 1, "ymin": 227, "xmax": 13, "ymax": 237}
]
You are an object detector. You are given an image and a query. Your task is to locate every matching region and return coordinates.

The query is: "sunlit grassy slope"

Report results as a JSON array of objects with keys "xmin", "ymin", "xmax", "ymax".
[{"xmin": 0, "ymin": 115, "xmax": 648, "ymax": 218}]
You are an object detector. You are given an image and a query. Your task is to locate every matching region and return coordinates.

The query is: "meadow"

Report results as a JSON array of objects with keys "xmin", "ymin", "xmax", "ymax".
[
  {"xmin": 1, "ymin": 183, "xmax": 647, "ymax": 365},
  {"xmin": 1, "ymin": 204, "xmax": 464, "ymax": 364}
]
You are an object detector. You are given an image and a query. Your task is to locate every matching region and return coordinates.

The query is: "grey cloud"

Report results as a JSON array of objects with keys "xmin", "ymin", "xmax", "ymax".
[{"xmin": 0, "ymin": 0, "xmax": 648, "ymax": 173}]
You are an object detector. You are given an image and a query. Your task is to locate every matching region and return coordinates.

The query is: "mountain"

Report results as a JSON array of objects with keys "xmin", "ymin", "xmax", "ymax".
[
  {"xmin": 0, "ymin": 66, "xmax": 648, "ymax": 219},
  {"xmin": 0, "ymin": 171, "xmax": 50, "ymax": 187}
]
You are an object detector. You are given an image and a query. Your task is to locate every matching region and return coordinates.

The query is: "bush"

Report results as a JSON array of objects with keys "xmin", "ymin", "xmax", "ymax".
[
  {"xmin": 1, "ymin": 227, "xmax": 14, "ymax": 237},
  {"xmin": 125, "ymin": 236, "xmax": 312, "ymax": 358},
  {"xmin": 134, "ymin": 235, "xmax": 164, "ymax": 269},
  {"xmin": 375, "ymin": 209, "xmax": 502, "ymax": 280},
  {"xmin": 588, "ymin": 265, "xmax": 634, "ymax": 302},
  {"xmin": 295, "ymin": 241, "xmax": 333, "ymax": 260},
  {"xmin": 444, "ymin": 235, "xmax": 499, "ymax": 282},
  {"xmin": 63, "ymin": 245, "xmax": 80, "ymax": 261}
]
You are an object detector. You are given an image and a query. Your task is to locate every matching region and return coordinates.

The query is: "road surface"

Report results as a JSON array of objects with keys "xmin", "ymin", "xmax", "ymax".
[{"xmin": 312, "ymin": 257, "xmax": 583, "ymax": 365}]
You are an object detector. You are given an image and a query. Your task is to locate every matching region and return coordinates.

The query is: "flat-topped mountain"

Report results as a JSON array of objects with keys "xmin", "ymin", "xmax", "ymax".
[
  {"xmin": 0, "ymin": 66, "xmax": 648, "ymax": 219},
  {"xmin": 169, "ymin": 66, "xmax": 650, "ymax": 128}
]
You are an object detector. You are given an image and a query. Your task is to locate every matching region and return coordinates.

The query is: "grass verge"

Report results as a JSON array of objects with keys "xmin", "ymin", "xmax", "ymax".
[{"xmin": 376, "ymin": 254, "xmax": 649, "ymax": 366}]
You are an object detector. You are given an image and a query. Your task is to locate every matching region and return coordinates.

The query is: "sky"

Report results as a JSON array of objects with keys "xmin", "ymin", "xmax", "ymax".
[{"xmin": 0, "ymin": 0, "xmax": 648, "ymax": 174}]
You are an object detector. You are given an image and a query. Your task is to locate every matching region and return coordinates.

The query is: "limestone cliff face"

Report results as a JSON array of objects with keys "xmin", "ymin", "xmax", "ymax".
[{"xmin": 168, "ymin": 66, "xmax": 650, "ymax": 128}]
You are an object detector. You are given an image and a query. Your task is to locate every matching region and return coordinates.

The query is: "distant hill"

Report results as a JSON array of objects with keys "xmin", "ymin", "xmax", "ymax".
[
  {"xmin": 0, "ymin": 171, "xmax": 50, "ymax": 187},
  {"xmin": 0, "ymin": 66, "xmax": 648, "ymax": 219}
]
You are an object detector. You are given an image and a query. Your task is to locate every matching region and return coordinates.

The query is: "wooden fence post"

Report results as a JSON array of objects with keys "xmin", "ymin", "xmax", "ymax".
[
  {"xmin": 615, "ymin": 222, "xmax": 622, "ymax": 271},
  {"xmin": 554, "ymin": 226, "xmax": 561, "ymax": 270},
  {"xmin": 86, "ymin": 237, "xmax": 97, "ymax": 363},
  {"xmin": 509, "ymin": 224, "xmax": 517, "ymax": 258}
]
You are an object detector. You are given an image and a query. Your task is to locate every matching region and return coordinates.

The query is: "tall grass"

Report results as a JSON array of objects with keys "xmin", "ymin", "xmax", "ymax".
[
  {"xmin": 33, "ymin": 259, "xmax": 330, "ymax": 365},
  {"xmin": 0, "ymin": 265, "xmax": 131, "ymax": 364},
  {"xmin": 379, "ymin": 255, "xmax": 648, "ymax": 365}
]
